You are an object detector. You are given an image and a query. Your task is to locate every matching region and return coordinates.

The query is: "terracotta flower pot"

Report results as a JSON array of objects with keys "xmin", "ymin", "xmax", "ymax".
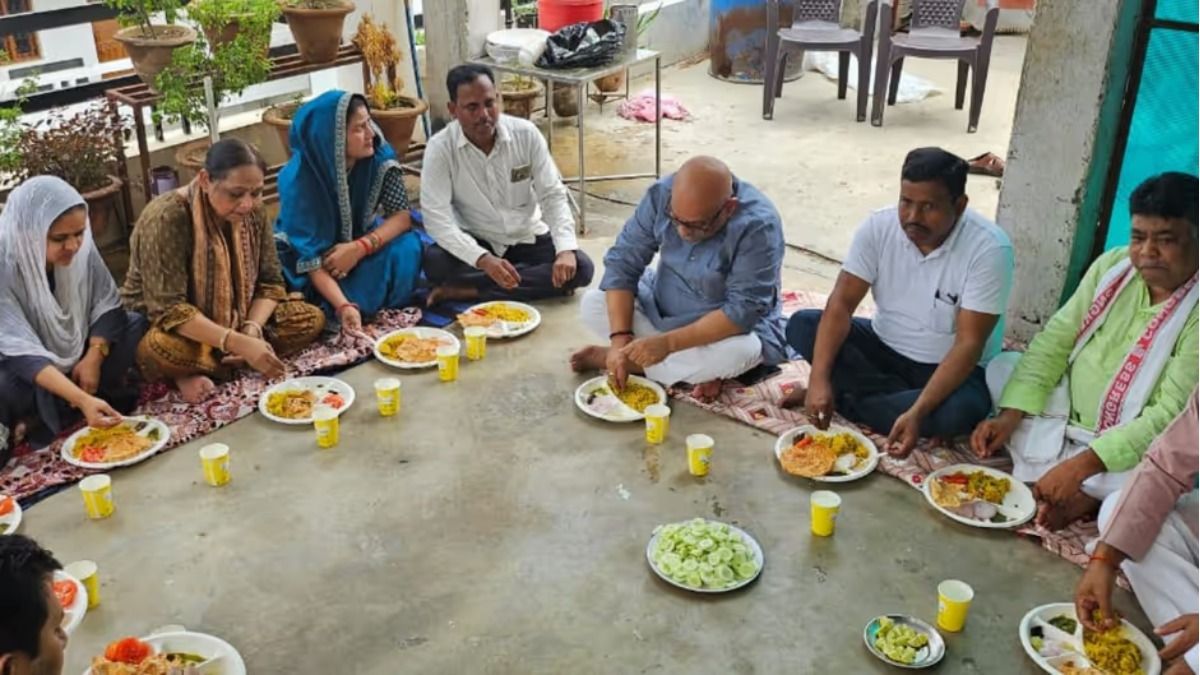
[
  {"xmin": 114, "ymin": 24, "xmax": 198, "ymax": 92},
  {"xmin": 175, "ymin": 138, "xmax": 212, "ymax": 174},
  {"xmin": 500, "ymin": 80, "xmax": 544, "ymax": 119},
  {"xmin": 593, "ymin": 71, "xmax": 624, "ymax": 93},
  {"xmin": 373, "ymin": 95, "xmax": 428, "ymax": 161},
  {"xmin": 81, "ymin": 175, "xmax": 123, "ymax": 240},
  {"xmin": 552, "ymin": 83, "xmax": 580, "ymax": 118},
  {"xmin": 263, "ymin": 102, "xmax": 301, "ymax": 156},
  {"xmin": 202, "ymin": 16, "xmax": 271, "ymax": 59},
  {"xmin": 281, "ymin": 2, "xmax": 354, "ymax": 64}
]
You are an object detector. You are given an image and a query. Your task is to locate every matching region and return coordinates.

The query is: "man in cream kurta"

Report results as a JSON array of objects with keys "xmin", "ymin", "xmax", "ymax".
[{"xmin": 421, "ymin": 64, "xmax": 593, "ymax": 304}]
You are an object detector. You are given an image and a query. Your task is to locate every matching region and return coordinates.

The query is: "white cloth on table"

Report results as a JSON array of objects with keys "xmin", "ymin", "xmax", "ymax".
[
  {"xmin": 1096, "ymin": 490, "xmax": 1200, "ymax": 673},
  {"xmin": 580, "ymin": 288, "xmax": 762, "ymax": 386}
]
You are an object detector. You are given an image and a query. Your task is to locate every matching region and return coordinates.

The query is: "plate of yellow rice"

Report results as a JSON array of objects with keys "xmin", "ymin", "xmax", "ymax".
[
  {"xmin": 774, "ymin": 424, "xmax": 879, "ymax": 483},
  {"xmin": 458, "ymin": 301, "xmax": 541, "ymax": 339},
  {"xmin": 575, "ymin": 375, "xmax": 667, "ymax": 423}
]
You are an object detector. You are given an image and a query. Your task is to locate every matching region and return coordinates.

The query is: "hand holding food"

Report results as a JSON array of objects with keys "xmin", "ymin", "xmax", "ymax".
[
  {"xmin": 605, "ymin": 346, "xmax": 631, "ymax": 391},
  {"xmin": 478, "ymin": 253, "xmax": 521, "ymax": 290},
  {"xmin": 229, "ymin": 332, "xmax": 286, "ymax": 379},
  {"xmin": 886, "ymin": 408, "xmax": 922, "ymax": 458},
  {"xmin": 621, "ymin": 335, "xmax": 671, "ymax": 369},
  {"xmin": 79, "ymin": 396, "xmax": 122, "ymax": 429},
  {"xmin": 804, "ymin": 376, "xmax": 835, "ymax": 430},
  {"xmin": 970, "ymin": 408, "xmax": 1022, "ymax": 458},
  {"xmin": 1076, "ymin": 556, "xmax": 1119, "ymax": 632}
]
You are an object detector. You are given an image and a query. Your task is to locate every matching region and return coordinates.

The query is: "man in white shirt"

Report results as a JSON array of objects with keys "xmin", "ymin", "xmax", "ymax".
[
  {"xmin": 420, "ymin": 64, "xmax": 593, "ymax": 304},
  {"xmin": 783, "ymin": 147, "xmax": 1014, "ymax": 457}
]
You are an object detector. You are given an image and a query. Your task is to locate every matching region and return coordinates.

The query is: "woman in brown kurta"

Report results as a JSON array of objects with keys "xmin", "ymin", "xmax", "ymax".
[{"xmin": 122, "ymin": 139, "xmax": 324, "ymax": 402}]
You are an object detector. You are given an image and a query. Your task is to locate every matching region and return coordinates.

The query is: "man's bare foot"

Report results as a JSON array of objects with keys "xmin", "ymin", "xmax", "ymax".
[
  {"xmin": 177, "ymin": 375, "xmax": 217, "ymax": 404},
  {"xmin": 781, "ymin": 384, "xmax": 806, "ymax": 408},
  {"xmin": 1036, "ymin": 492, "xmax": 1101, "ymax": 531},
  {"xmin": 570, "ymin": 345, "xmax": 609, "ymax": 373},
  {"xmin": 691, "ymin": 379, "xmax": 724, "ymax": 402},
  {"xmin": 427, "ymin": 285, "xmax": 479, "ymax": 307}
]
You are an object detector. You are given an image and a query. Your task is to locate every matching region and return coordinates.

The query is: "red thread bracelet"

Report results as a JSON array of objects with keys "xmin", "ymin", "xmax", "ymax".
[
  {"xmin": 1089, "ymin": 551, "xmax": 1119, "ymax": 568},
  {"xmin": 356, "ymin": 238, "xmax": 371, "ymax": 254}
]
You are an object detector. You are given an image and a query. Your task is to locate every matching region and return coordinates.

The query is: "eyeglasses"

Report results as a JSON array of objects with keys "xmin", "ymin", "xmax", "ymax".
[{"xmin": 667, "ymin": 200, "xmax": 730, "ymax": 234}]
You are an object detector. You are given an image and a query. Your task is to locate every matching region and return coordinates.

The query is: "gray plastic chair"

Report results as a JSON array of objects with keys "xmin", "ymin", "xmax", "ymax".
[
  {"xmin": 870, "ymin": 0, "xmax": 1000, "ymax": 132},
  {"xmin": 763, "ymin": 0, "xmax": 880, "ymax": 122}
]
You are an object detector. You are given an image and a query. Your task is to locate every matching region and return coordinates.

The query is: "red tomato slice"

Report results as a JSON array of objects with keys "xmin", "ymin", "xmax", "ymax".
[
  {"xmin": 0, "ymin": 495, "xmax": 13, "ymax": 516},
  {"xmin": 323, "ymin": 393, "xmax": 345, "ymax": 409},
  {"xmin": 80, "ymin": 446, "xmax": 106, "ymax": 463},
  {"xmin": 104, "ymin": 637, "xmax": 152, "ymax": 664},
  {"xmin": 53, "ymin": 579, "xmax": 76, "ymax": 608}
]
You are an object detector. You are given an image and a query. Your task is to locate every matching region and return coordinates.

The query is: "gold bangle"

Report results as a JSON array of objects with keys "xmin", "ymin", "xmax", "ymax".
[
  {"xmin": 219, "ymin": 328, "xmax": 233, "ymax": 353},
  {"xmin": 88, "ymin": 341, "xmax": 110, "ymax": 358}
]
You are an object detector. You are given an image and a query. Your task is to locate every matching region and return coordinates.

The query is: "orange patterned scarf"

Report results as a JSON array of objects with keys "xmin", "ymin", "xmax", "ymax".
[{"xmin": 187, "ymin": 181, "xmax": 260, "ymax": 329}]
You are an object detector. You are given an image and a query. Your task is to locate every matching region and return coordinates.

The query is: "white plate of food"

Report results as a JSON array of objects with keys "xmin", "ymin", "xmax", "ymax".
[
  {"xmin": 61, "ymin": 416, "xmax": 170, "ymax": 470},
  {"xmin": 1019, "ymin": 602, "xmax": 1161, "ymax": 675},
  {"xmin": 374, "ymin": 327, "xmax": 460, "ymax": 369},
  {"xmin": 923, "ymin": 464, "xmax": 1035, "ymax": 529},
  {"xmin": 774, "ymin": 424, "xmax": 880, "ymax": 483},
  {"xmin": 0, "ymin": 494, "xmax": 21, "ymax": 535},
  {"xmin": 458, "ymin": 301, "xmax": 541, "ymax": 339},
  {"xmin": 574, "ymin": 375, "xmax": 667, "ymax": 423},
  {"xmin": 84, "ymin": 631, "xmax": 247, "ymax": 675},
  {"xmin": 646, "ymin": 518, "xmax": 764, "ymax": 594},
  {"xmin": 259, "ymin": 376, "xmax": 355, "ymax": 425},
  {"xmin": 53, "ymin": 570, "xmax": 87, "ymax": 635},
  {"xmin": 864, "ymin": 615, "xmax": 946, "ymax": 669}
]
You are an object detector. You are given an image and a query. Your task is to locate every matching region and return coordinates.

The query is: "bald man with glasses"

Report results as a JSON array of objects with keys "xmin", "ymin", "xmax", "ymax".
[{"xmin": 570, "ymin": 156, "xmax": 786, "ymax": 400}]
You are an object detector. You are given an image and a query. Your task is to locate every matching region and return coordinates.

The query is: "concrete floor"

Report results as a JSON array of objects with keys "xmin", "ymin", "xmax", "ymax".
[{"xmin": 33, "ymin": 239, "xmax": 1148, "ymax": 674}]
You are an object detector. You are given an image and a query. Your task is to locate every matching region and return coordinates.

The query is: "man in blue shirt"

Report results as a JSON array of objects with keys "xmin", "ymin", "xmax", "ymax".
[{"xmin": 570, "ymin": 156, "xmax": 786, "ymax": 399}]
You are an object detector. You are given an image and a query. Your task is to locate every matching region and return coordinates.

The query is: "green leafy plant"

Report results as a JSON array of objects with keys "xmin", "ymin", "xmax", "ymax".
[
  {"xmin": 154, "ymin": 24, "xmax": 272, "ymax": 130},
  {"xmin": 352, "ymin": 14, "xmax": 413, "ymax": 111},
  {"xmin": 103, "ymin": 0, "xmax": 183, "ymax": 35},
  {"xmin": 14, "ymin": 101, "xmax": 127, "ymax": 193},
  {"xmin": 0, "ymin": 78, "xmax": 45, "ymax": 176},
  {"xmin": 188, "ymin": 0, "xmax": 279, "ymax": 43},
  {"xmin": 413, "ymin": 28, "xmax": 424, "ymax": 46}
]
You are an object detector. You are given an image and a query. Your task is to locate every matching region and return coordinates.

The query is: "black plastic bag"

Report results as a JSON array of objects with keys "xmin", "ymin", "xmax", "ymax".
[{"xmin": 535, "ymin": 19, "xmax": 626, "ymax": 69}]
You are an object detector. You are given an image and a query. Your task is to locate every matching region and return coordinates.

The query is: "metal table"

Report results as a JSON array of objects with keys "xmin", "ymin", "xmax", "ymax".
[{"xmin": 470, "ymin": 49, "xmax": 662, "ymax": 232}]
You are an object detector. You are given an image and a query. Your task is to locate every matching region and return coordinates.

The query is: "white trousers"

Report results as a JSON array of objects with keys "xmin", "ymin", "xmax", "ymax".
[
  {"xmin": 579, "ymin": 288, "xmax": 763, "ymax": 386},
  {"xmin": 986, "ymin": 352, "xmax": 1129, "ymax": 499},
  {"xmin": 1097, "ymin": 491, "xmax": 1200, "ymax": 673}
]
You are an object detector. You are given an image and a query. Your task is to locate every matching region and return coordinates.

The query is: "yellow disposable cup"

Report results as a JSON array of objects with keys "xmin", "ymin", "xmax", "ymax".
[
  {"xmin": 464, "ymin": 326, "xmax": 487, "ymax": 361},
  {"xmin": 199, "ymin": 443, "xmax": 230, "ymax": 487},
  {"xmin": 64, "ymin": 560, "xmax": 100, "ymax": 609},
  {"xmin": 644, "ymin": 404, "xmax": 671, "ymax": 444},
  {"xmin": 313, "ymin": 406, "xmax": 340, "ymax": 449},
  {"xmin": 810, "ymin": 490, "xmax": 841, "ymax": 537},
  {"xmin": 79, "ymin": 474, "xmax": 114, "ymax": 520},
  {"xmin": 937, "ymin": 579, "xmax": 974, "ymax": 632},
  {"xmin": 686, "ymin": 434, "xmax": 714, "ymax": 477},
  {"xmin": 374, "ymin": 377, "xmax": 401, "ymax": 416},
  {"xmin": 437, "ymin": 344, "xmax": 460, "ymax": 382}
]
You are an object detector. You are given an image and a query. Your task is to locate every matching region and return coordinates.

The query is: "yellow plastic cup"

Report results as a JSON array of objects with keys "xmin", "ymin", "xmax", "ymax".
[
  {"xmin": 937, "ymin": 579, "xmax": 974, "ymax": 632},
  {"xmin": 79, "ymin": 474, "xmax": 114, "ymax": 520},
  {"xmin": 313, "ymin": 406, "xmax": 340, "ymax": 449},
  {"xmin": 464, "ymin": 326, "xmax": 487, "ymax": 361},
  {"xmin": 686, "ymin": 434, "xmax": 714, "ymax": 476},
  {"xmin": 644, "ymin": 404, "xmax": 671, "ymax": 444},
  {"xmin": 199, "ymin": 443, "xmax": 230, "ymax": 487},
  {"xmin": 437, "ymin": 344, "xmax": 460, "ymax": 382},
  {"xmin": 810, "ymin": 490, "xmax": 841, "ymax": 537},
  {"xmin": 64, "ymin": 560, "xmax": 100, "ymax": 609},
  {"xmin": 374, "ymin": 377, "xmax": 401, "ymax": 416}
]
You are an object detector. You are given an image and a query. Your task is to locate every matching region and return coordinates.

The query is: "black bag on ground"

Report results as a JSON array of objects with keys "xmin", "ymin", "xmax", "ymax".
[{"xmin": 534, "ymin": 19, "xmax": 626, "ymax": 69}]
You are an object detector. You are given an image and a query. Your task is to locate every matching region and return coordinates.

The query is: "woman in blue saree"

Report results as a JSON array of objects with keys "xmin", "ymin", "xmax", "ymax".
[{"xmin": 275, "ymin": 90, "xmax": 423, "ymax": 337}]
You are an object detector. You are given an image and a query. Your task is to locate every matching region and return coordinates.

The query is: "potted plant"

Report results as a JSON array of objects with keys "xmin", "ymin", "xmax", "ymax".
[
  {"xmin": 105, "ymin": 0, "xmax": 197, "ymax": 92},
  {"xmin": 280, "ymin": 0, "xmax": 355, "ymax": 64},
  {"xmin": 499, "ymin": 74, "xmax": 542, "ymax": 120},
  {"xmin": 352, "ymin": 14, "xmax": 427, "ymax": 160},
  {"xmin": 155, "ymin": 21, "xmax": 273, "ymax": 168},
  {"xmin": 187, "ymin": 0, "xmax": 279, "ymax": 56},
  {"xmin": 593, "ymin": 5, "xmax": 660, "ymax": 94},
  {"xmin": 14, "ymin": 101, "xmax": 127, "ymax": 237},
  {"xmin": 262, "ymin": 94, "xmax": 304, "ymax": 156},
  {"xmin": 512, "ymin": 0, "xmax": 537, "ymax": 29}
]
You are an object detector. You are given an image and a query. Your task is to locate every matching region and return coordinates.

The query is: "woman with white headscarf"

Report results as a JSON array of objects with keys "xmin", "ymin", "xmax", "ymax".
[{"xmin": 0, "ymin": 176, "xmax": 147, "ymax": 467}]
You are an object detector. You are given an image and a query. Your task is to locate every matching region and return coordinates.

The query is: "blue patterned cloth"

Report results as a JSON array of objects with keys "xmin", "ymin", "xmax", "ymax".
[{"xmin": 274, "ymin": 90, "xmax": 423, "ymax": 316}]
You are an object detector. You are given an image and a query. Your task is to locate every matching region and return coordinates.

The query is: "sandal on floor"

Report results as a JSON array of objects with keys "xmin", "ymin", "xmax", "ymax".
[{"xmin": 967, "ymin": 152, "xmax": 1005, "ymax": 177}]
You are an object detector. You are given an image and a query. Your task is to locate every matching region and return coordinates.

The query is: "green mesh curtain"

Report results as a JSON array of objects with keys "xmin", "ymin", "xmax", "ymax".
[{"xmin": 1103, "ymin": 0, "xmax": 1198, "ymax": 249}]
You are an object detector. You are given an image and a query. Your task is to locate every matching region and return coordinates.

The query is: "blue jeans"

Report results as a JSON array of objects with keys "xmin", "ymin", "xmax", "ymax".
[{"xmin": 785, "ymin": 309, "xmax": 991, "ymax": 438}]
